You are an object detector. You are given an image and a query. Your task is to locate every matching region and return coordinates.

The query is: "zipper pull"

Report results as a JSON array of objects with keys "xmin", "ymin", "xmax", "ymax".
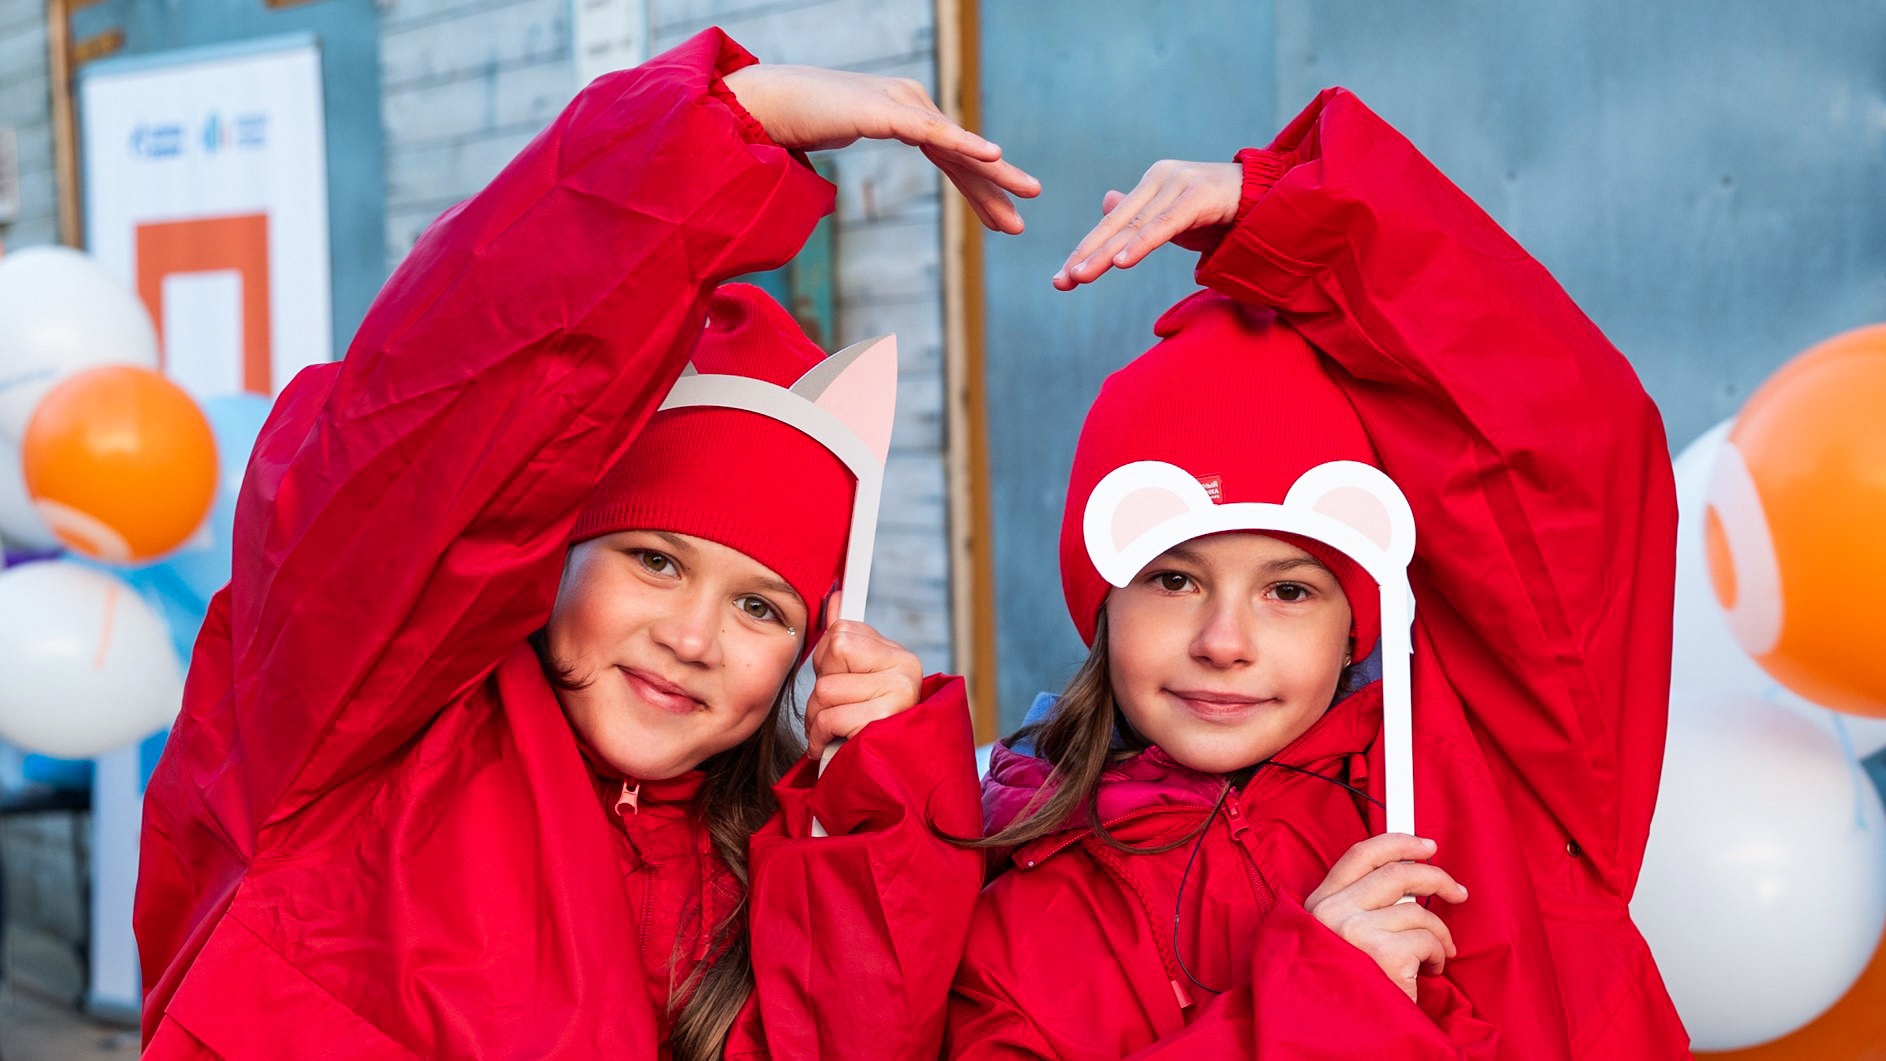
[
  {"xmin": 1223, "ymin": 797, "xmax": 1251, "ymax": 840},
  {"xmin": 1222, "ymin": 794, "xmax": 1275, "ymax": 916},
  {"xmin": 616, "ymin": 780, "xmax": 641, "ymax": 816}
]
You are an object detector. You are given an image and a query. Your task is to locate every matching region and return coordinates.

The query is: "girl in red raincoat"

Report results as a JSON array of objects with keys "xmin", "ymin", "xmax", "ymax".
[
  {"xmin": 945, "ymin": 89, "xmax": 1691, "ymax": 1058},
  {"xmin": 133, "ymin": 30, "xmax": 1037, "ymax": 1060}
]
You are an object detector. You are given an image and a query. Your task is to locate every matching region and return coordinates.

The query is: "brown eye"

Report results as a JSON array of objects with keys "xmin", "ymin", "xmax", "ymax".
[
  {"xmin": 1273, "ymin": 582, "xmax": 1311, "ymax": 603},
  {"xmin": 633, "ymin": 550, "xmax": 676, "ymax": 575},
  {"xmin": 737, "ymin": 595, "xmax": 781, "ymax": 624},
  {"xmin": 1155, "ymin": 572, "xmax": 1192, "ymax": 592}
]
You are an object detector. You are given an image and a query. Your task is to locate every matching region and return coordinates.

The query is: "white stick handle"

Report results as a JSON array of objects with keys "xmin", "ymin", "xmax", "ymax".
[
  {"xmin": 809, "ymin": 739, "xmax": 844, "ymax": 838},
  {"xmin": 808, "ymin": 566, "xmax": 870, "ymax": 838}
]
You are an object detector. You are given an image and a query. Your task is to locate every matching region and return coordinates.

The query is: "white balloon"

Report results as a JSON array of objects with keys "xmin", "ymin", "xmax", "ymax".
[
  {"xmin": 1634, "ymin": 692, "xmax": 1886, "ymax": 1050},
  {"xmin": 0, "ymin": 245, "xmax": 159, "ymax": 429},
  {"xmin": 0, "ymin": 245, "xmax": 159, "ymax": 547},
  {"xmin": 1671, "ymin": 422, "xmax": 1886, "ymax": 758},
  {"xmin": 1828, "ymin": 712, "xmax": 1886, "ymax": 762},
  {"xmin": 1671, "ymin": 421, "xmax": 1745, "ymax": 693},
  {"xmin": 0, "ymin": 560, "xmax": 183, "ymax": 758},
  {"xmin": 0, "ymin": 436, "xmax": 59, "ymax": 551}
]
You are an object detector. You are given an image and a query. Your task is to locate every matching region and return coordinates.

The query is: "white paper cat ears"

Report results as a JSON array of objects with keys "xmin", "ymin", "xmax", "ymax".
[
  {"xmin": 1083, "ymin": 459, "xmax": 1421, "ymax": 836},
  {"xmin": 659, "ymin": 333, "xmax": 897, "ymax": 627},
  {"xmin": 662, "ymin": 332, "xmax": 896, "ymax": 839}
]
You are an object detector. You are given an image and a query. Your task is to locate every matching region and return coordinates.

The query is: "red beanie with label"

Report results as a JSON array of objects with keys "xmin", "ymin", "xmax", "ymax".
[
  {"xmin": 573, "ymin": 284, "xmax": 855, "ymax": 628},
  {"xmin": 1061, "ymin": 290, "xmax": 1383, "ymax": 660}
]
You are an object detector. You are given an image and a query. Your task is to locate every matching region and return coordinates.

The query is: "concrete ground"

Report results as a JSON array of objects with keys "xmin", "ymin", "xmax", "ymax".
[{"xmin": 0, "ymin": 924, "xmax": 137, "ymax": 1061}]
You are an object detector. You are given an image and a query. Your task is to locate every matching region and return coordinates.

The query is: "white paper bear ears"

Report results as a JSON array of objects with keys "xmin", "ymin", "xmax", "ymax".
[
  {"xmin": 1083, "ymin": 459, "xmax": 1422, "ymax": 837},
  {"xmin": 661, "ymin": 334, "xmax": 897, "ymax": 625}
]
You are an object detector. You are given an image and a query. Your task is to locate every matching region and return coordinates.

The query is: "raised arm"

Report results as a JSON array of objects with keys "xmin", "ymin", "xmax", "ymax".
[
  {"xmin": 1054, "ymin": 88, "xmax": 1676, "ymax": 898},
  {"xmin": 1197, "ymin": 88, "xmax": 1675, "ymax": 897},
  {"xmin": 220, "ymin": 22, "xmax": 1046, "ymax": 833},
  {"xmin": 224, "ymin": 29, "xmax": 833, "ymax": 831}
]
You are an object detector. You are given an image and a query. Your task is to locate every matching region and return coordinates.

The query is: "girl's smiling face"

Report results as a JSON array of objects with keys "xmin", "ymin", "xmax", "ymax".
[
  {"xmin": 546, "ymin": 529, "xmax": 809, "ymax": 781},
  {"xmin": 1105, "ymin": 531, "xmax": 1353, "ymax": 775}
]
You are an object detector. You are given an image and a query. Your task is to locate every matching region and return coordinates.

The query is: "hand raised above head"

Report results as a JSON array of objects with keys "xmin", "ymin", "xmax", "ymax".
[
  {"xmin": 1053, "ymin": 159, "xmax": 1242, "ymax": 290},
  {"xmin": 724, "ymin": 65, "xmax": 1041, "ymax": 234}
]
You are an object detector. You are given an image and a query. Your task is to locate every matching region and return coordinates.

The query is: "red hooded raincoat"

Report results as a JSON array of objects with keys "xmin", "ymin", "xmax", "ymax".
[
  {"xmin": 134, "ymin": 30, "xmax": 980, "ymax": 1059},
  {"xmin": 946, "ymin": 88, "xmax": 1689, "ymax": 1059}
]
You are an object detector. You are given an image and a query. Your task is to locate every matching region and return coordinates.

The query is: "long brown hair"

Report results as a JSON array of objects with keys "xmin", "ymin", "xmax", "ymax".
[
  {"xmin": 529, "ymin": 628, "xmax": 803, "ymax": 1061},
  {"xmin": 968, "ymin": 612, "xmax": 1185, "ymax": 855},
  {"xmin": 974, "ymin": 611, "xmax": 1357, "ymax": 855}
]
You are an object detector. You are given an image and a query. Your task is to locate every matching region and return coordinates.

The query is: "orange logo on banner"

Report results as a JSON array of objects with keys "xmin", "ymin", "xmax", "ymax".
[{"xmin": 134, "ymin": 212, "xmax": 272, "ymax": 394}]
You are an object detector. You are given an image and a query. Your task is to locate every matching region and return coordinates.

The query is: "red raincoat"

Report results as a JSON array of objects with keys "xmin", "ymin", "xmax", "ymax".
[
  {"xmin": 133, "ymin": 30, "xmax": 980, "ymax": 1059},
  {"xmin": 946, "ymin": 88, "xmax": 1689, "ymax": 1058}
]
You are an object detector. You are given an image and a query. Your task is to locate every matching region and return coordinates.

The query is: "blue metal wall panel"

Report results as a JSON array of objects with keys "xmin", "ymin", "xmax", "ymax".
[
  {"xmin": 979, "ymin": 2, "xmax": 1885, "ymax": 732},
  {"xmin": 1271, "ymin": 0, "xmax": 1886, "ymax": 452},
  {"xmin": 979, "ymin": 0, "xmax": 1275, "ymax": 728}
]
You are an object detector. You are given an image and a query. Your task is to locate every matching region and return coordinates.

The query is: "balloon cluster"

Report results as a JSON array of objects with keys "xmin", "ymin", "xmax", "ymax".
[
  {"xmin": 0, "ymin": 246, "xmax": 270, "ymax": 760},
  {"xmin": 1632, "ymin": 325, "xmax": 1886, "ymax": 1055}
]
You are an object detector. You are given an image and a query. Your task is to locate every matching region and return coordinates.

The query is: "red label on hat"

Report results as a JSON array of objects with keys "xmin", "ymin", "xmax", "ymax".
[{"xmin": 1197, "ymin": 474, "xmax": 1224, "ymax": 503}]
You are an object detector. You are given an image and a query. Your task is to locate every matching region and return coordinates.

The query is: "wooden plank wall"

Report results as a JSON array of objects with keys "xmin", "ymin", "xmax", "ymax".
[
  {"xmin": 379, "ymin": 0, "xmax": 577, "ymax": 266},
  {"xmin": 0, "ymin": 0, "xmax": 60, "ymax": 248}
]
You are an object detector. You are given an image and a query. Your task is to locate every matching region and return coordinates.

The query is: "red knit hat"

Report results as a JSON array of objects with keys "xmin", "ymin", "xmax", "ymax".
[
  {"xmin": 573, "ymin": 284, "xmax": 855, "ymax": 633},
  {"xmin": 1061, "ymin": 290, "xmax": 1383, "ymax": 661}
]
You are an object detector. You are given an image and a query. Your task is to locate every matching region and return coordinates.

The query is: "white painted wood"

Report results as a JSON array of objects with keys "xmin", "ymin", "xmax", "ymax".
[
  {"xmin": 383, "ymin": 59, "xmax": 575, "ymax": 149},
  {"xmin": 652, "ymin": 0, "xmax": 929, "ymax": 71},
  {"xmin": 381, "ymin": 0, "xmax": 570, "ymax": 89},
  {"xmin": 87, "ymin": 745, "xmax": 142, "ymax": 1020},
  {"xmin": 573, "ymin": 0, "xmax": 651, "ymax": 85}
]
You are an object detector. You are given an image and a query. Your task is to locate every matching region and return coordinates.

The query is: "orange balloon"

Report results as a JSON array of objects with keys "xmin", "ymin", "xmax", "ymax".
[
  {"xmin": 1707, "ymin": 324, "xmax": 1886, "ymax": 717},
  {"xmin": 21, "ymin": 365, "xmax": 217, "ymax": 562},
  {"xmin": 1696, "ymin": 925, "xmax": 1886, "ymax": 1060}
]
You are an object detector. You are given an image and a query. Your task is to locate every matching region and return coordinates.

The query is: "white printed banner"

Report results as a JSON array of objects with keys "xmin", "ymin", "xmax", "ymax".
[{"xmin": 80, "ymin": 39, "xmax": 331, "ymax": 400}]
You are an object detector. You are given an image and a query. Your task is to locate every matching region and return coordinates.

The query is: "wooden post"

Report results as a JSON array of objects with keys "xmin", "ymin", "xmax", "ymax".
[
  {"xmin": 46, "ymin": 0, "xmax": 81, "ymax": 247},
  {"xmin": 935, "ymin": 0, "xmax": 999, "ymax": 744},
  {"xmin": 45, "ymin": 0, "xmax": 117, "ymax": 249}
]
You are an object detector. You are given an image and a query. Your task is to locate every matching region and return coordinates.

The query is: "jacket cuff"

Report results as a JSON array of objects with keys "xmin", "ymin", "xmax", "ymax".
[
  {"xmin": 1241, "ymin": 900, "xmax": 1473, "ymax": 1054},
  {"xmin": 1232, "ymin": 147, "xmax": 1291, "ymax": 224},
  {"xmin": 695, "ymin": 30, "xmax": 782, "ymax": 150},
  {"xmin": 774, "ymin": 674, "xmax": 979, "ymax": 839},
  {"xmin": 1195, "ymin": 151, "xmax": 1319, "ymax": 306},
  {"xmin": 708, "ymin": 79, "xmax": 777, "ymax": 147}
]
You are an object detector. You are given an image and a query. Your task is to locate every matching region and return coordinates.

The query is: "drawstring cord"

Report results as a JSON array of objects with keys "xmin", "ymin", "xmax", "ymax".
[{"xmin": 1170, "ymin": 759, "xmax": 1390, "ymax": 998}]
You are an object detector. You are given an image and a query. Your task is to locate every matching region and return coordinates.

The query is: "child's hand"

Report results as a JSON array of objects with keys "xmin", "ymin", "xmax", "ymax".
[
  {"xmin": 1302, "ymin": 834, "xmax": 1469, "ymax": 1002},
  {"xmin": 1053, "ymin": 159, "xmax": 1242, "ymax": 290},
  {"xmin": 805, "ymin": 619, "xmax": 924, "ymax": 759},
  {"xmin": 723, "ymin": 65, "xmax": 1040, "ymax": 234}
]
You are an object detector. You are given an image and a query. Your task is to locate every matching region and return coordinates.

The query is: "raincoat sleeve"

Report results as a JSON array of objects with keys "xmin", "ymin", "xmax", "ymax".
[
  {"xmin": 944, "ymin": 894, "xmax": 1498, "ymax": 1059},
  {"xmin": 1195, "ymin": 87, "xmax": 1677, "ymax": 898},
  {"xmin": 222, "ymin": 29, "xmax": 833, "ymax": 828},
  {"xmin": 1118, "ymin": 900, "xmax": 1498, "ymax": 1058},
  {"xmin": 734, "ymin": 674, "xmax": 984, "ymax": 1060}
]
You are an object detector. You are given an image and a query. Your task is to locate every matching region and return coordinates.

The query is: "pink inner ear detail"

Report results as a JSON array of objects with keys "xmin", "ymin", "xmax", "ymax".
[
  {"xmin": 1110, "ymin": 487, "xmax": 1190, "ymax": 555},
  {"xmin": 814, "ymin": 337, "xmax": 897, "ymax": 463},
  {"xmin": 1313, "ymin": 487, "xmax": 1392, "ymax": 550}
]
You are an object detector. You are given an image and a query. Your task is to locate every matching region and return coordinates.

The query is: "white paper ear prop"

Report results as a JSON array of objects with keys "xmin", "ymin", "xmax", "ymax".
[
  {"xmin": 659, "ymin": 334, "xmax": 897, "ymax": 627},
  {"xmin": 1084, "ymin": 459, "xmax": 1421, "ymax": 838}
]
